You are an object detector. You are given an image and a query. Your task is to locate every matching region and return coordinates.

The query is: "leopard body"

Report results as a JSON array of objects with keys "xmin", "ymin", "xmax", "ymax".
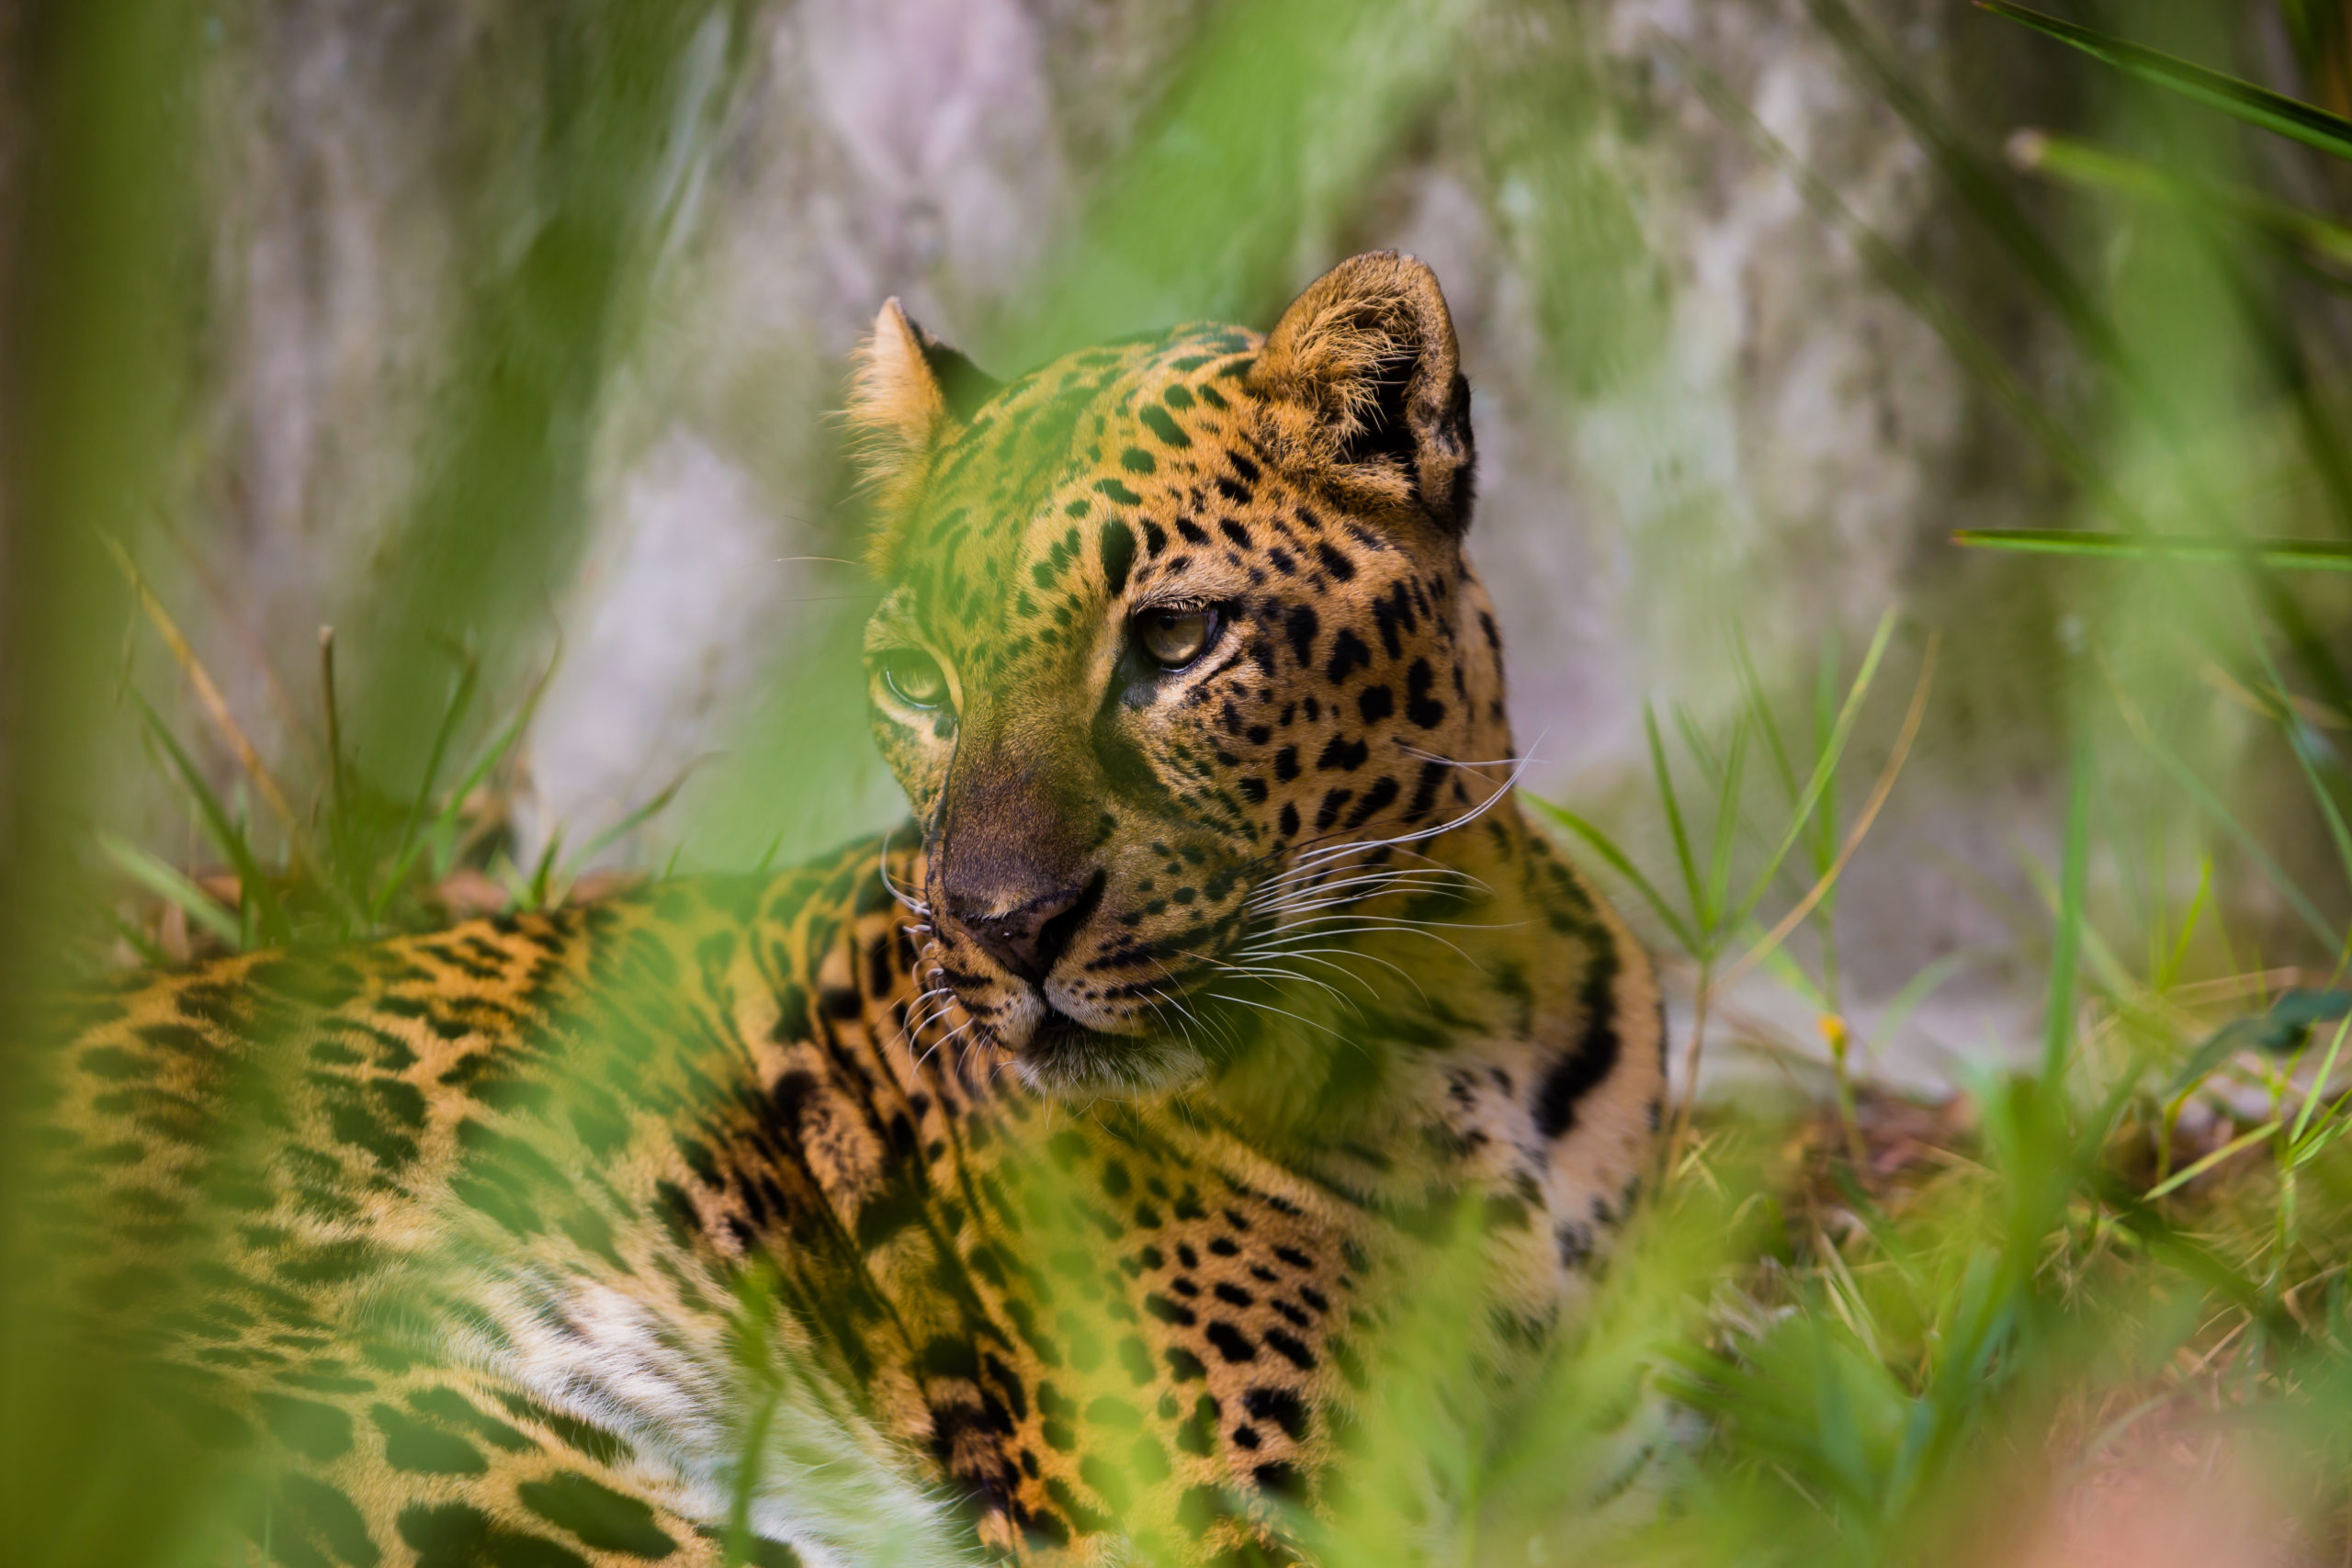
[{"xmin": 40, "ymin": 254, "xmax": 1664, "ymax": 1567}]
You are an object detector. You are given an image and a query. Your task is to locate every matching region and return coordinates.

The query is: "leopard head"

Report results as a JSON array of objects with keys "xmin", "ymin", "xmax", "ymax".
[{"xmin": 849, "ymin": 253, "xmax": 1515, "ymax": 1093}]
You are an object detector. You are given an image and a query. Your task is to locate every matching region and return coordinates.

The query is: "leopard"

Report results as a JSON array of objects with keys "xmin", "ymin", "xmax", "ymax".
[{"xmin": 34, "ymin": 252, "xmax": 1665, "ymax": 1568}]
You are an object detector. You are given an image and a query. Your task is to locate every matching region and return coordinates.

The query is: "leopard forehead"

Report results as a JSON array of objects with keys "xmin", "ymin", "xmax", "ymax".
[
  {"xmin": 880, "ymin": 324, "xmax": 1272, "ymax": 672},
  {"xmin": 872, "ymin": 322, "xmax": 1470, "ymax": 689}
]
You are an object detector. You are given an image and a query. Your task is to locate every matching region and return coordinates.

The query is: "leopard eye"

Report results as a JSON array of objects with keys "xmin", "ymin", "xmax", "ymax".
[
  {"xmin": 1136, "ymin": 606, "xmax": 1218, "ymax": 671},
  {"xmin": 877, "ymin": 649, "xmax": 948, "ymax": 710}
]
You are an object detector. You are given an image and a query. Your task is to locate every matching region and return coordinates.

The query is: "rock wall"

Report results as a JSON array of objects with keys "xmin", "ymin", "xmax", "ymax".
[{"xmin": 96, "ymin": 0, "xmax": 2315, "ymax": 1085}]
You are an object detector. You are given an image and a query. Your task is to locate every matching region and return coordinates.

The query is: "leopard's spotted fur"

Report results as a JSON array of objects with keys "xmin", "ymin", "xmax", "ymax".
[{"xmin": 40, "ymin": 254, "xmax": 1664, "ymax": 1566}]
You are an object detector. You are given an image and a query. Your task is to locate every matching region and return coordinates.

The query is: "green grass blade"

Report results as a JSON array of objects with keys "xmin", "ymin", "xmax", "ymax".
[
  {"xmin": 96, "ymin": 829, "xmax": 244, "ymax": 950},
  {"xmin": 97, "ymin": 906, "xmax": 172, "ymax": 968},
  {"xmin": 1952, "ymin": 529, "xmax": 2352, "ymax": 569},
  {"xmin": 1735, "ymin": 628, "xmax": 1801, "ymax": 805},
  {"xmin": 1645, "ymin": 702, "xmax": 1708, "ymax": 936},
  {"xmin": 2116, "ymin": 705, "xmax": 2338, "ymax": 950},
  {"xmin": 1979, "ymin": 1, "xmax": 2352, "ymax": 162},
  {"xmin": 565, "ymin": 757, "xmax": 707, "ymax": 877},
  {"xmin": 2041, "ymin": 743, "xmax": 2090, "ymax": 1088},
  {"xmin": 2247, "ymin": 637, "xmax": 2352, "ymax": 905},
  {"xmin": 1708, "ymin": 716, "xmax": 1749, "ymax": 922},
  {"xmin": 1672, "ymin": 702, "xmax": 1726, "ymax": 788},
  {"xmin": 1734, "ymin": 610, "xmax": 1897, "ymax": 926},
  {"xmin": 2011, "ymin": 130, "xmax": 2352, "ymax": 270},
  {"xmin": 2290, "ymin": 1011, "xmax": 2352, "ymax": 1148},
  {"xmin": 1524, "ymin": 795, "xmax": 1700, "ymax": 954},
  {"xmin": 1860, "ymin": 949, "xmax": 1982, "ymax": 1056},
  {"xmin": 525, "ymin": 829, "xmax": 564, "ymax": 911},
  {"xmin": 370, "ymin": 652, "xmax": 478, "ymax": 914},
  {"xmin": 369, "ymin": 649, "xmax": 537, "ymax": 919},
  {"xmin": 1810, "ymin": 630, "xmax": 1843, "ymax": 877},
  {"xmin": 2144, "ymin": 1118, "xmax": 2281, "ymax": 1200},
  {"xmin": 130, "ymin": 688, "xmax": 291, "ymax": 947}
]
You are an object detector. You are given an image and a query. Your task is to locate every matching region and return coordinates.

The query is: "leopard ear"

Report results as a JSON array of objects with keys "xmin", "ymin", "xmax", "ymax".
[
  {"xmin": 844, "ymin": 299, "xmax": 1000, "ymax": 562},
  {"xmin": 1250, "ymin": 252, "xmax": 1476, "ymax": 535}
]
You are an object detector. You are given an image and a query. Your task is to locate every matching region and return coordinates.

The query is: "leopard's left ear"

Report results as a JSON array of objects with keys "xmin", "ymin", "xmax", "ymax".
[
  {"xmin": 1250, "ymin": 252, "xmax": 1476, "ymax": 535},
  {"xmin": 844, "ymin": 299, "xmax": 1000, "ymax": 566}
]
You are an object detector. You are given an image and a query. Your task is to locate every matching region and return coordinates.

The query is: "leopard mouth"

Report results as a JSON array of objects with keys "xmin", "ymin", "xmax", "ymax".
[
  {"xmin": 1031, "ymin": 1007, "xmax": 1120, "ymax": 1053},
  {"xmin": 1013, "ymin": 1005, "xmax": 1211, "ymax": 1094}
]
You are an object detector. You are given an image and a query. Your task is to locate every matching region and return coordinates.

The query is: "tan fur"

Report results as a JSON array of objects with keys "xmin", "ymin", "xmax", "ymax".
[
  {"xmin": 1249, "ymin": 251, "xmax": 1471, "ymax": 525},
  {"xmin": 843, "ymin": 297, "xmax": 953, "ymax": 565}
]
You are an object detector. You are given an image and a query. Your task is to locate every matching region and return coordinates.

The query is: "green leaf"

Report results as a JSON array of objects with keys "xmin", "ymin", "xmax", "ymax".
[
  {"xmin": 1980, "ymin": 0, "xmax": 2352, "ymax": 162},
  {"xmin": 1952, "ymin": 529, "xmax": 2352, "ymax": 569}
]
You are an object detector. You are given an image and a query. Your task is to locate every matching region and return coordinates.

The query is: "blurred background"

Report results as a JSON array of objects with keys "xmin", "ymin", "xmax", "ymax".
[{"xmin": 7, "ymin": 0, "xmax": 2351, "ymax": 1098}]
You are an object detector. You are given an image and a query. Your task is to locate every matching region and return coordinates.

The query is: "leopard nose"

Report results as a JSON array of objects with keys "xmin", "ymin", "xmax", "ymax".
[{"xmin": 949, "ymin": 874, "xmax": 1102, "ymax": 985}]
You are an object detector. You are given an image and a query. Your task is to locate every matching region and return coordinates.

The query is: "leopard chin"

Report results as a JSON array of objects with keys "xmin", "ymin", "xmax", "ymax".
[{"xmin": 1012, "ymin": 1008, "xmax": 1213, "ymax": 1097}]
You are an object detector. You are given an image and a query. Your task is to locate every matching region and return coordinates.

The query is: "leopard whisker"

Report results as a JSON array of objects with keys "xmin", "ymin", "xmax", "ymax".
[
  {"xmin": 1238, "ymin": 916, "xmax": 1493, "ymax": 972},
  {"xmin": 916, "ymin": 1018, "xmax": 975, "ymax": 1074},
  {"xmin": 1201, "ymin": 990, "xmax": 1350, "ymax": 1044},
  {"xmin": 1281, "ymin": 748, "xmax": 1532, "ymax": 874},
  {"xmin": 1390, "ymin": 735, "xmax": 1544, "ymax": 772},
  {"xmin": 877, "ymin": 828, "xmax": 931, "ymax": 916},
  {"xmin": 1246, "ymin": 864, "xmax": 1473, "ymax": 910},
  {"xmin": 1171, "ymin": 947, "xmax": 1357, "ymax": 1015},
  {"xmin": 1248, "ymin": 868, "xmax": 1478, "ymax": 919},
  {"xmin": 1238, "ymin": 942, "xmax": 1430, "ymax": 1006}
]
